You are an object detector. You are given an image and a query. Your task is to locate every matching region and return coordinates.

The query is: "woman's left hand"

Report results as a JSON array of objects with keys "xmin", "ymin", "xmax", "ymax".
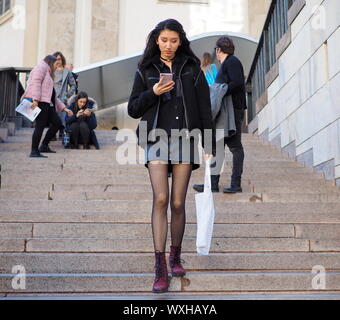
[
  {"xmin": 84, "ymin": 109, "xmax": 92, "ymax": 117},
  {"xmin": 153, "ymin": 77, "xmax": 175, "ymax": 96},
  {"xmin": 64, "ymin": 108, "xmax": 73, "ymax": 117},
  {"xmin": 204, "ymin": 154, "xmax": 213, "ymax": 161}
]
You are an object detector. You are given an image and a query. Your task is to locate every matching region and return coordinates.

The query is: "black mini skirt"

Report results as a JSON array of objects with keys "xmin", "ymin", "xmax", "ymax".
[{"xmin": 144, "ymin": 135, "xmax": 200, "ymax": 173}]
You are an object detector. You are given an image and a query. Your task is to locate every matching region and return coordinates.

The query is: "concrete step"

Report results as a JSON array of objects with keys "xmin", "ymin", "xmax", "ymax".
[
  {"xmin": 247, "ymin": 179, "xmax": 334, "ymax": 187},
  {"xmin": 10, "ymin": 132, "xmax": 267, "ymax": 148},
  {"xmin": 7, "ymin": 129, "xmax": 264, "ymax": 140},
  {"xmin": 2, "ymin": 190, "xmax": 340, "ymax": 203},
  {"xmin": 5, "ymin": 136, "xmax": 274, "ymax": 149},
  {"xmin": 15, "ymin": 222, "xmax": 340, "ymax": 240},
  {"xmin": 3, "ymin": 292, "xmax": 340, "ymax": 300},
  {"xmin": 2, "ymin": 182, "xmax": 339, "ymax": 195},
  {"xmin": 254, "ymin": 185, "xmax": 340, "ymax": 194},
  {"xmin": 0, "ymin": 184, "xmax": 153, "ymax": 193},
  {"xmin": 0, "ymin": 135, "xmax": 277, "ymax": 144},
  {"xmin": 262, "ymin": 193, "xmax": 340, "ymax": 202},
  {"xmin": 2, "ymin": 252, "xmax": 340, "ymax": 273},
  {"xmin": 1, "ymin": 162, "xmax": 313, "ymax": 174},
  {"xmin": 1, "ymin": 136, "xmax": 113, "ymax": 144},
  {"xmin": 0, "ymin": 200, "xmax": 339, "ymax": 214},
  {"xmin": 0, "ymin": 240, "xmax": 25, "ymax": 253},
  {"xmin": 5, "ymin": 136, "xmax": 113, "ymax": 143},
  {"xmin": 1, "ymin": 271, "xmax": 340, "ymax": 293},
  {"xmin": 0, "ymin": 141, "xmax": 290, "ymax": 153},
  {"xmin": 0, "ymin": 238, "xmax": 317, "ymax": 253},
  {"xmin": 0, "ymin": 145, "xmax": 108, "ymax": 153},
  {"xmin": 0, "ymin": 153, "xmax": 293, "ymax": 164},
  {"xmin": 1, "ymin": 174, "xmax": 330, "ymax": 187},
  {"xmin": 22, "ymin": 237, "xmax": 311, "ymax": 253},
  {"xmin": 0, "ymin": 161, "xmax": 306, "ymax": 171},
  {"xmin": 0, "ymin": 183, "xmax": 55, "ymax": 192},
  {"xmin": 0, "ymin": 169, "xmax": 325, "ymax": 182},
  {"xmin": 2, "ymin": 208, "xmax": 340, "ymax": 225},
  {"xmin": 2, "ymin": 222, "xmax": 340, "ymax": 241},
  {"xmin": 0, "ymin": 223, "xmax": 295, "ymax": 239},
  {"xmin": 8, "ymin": 130, "xmax": 260, "ymax": 138},
  {"xmin": 0, "ymin": 128, "xmax": 8, "ymax": 143},
  {"xmin": 0, "ymin": 161, "xmax": 314, "ymax": 172}
]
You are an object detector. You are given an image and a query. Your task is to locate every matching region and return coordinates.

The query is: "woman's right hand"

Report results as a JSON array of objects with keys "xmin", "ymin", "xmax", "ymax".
[
  {"xmin": 153, "ymin": 76, "xmax": 175, "ymax": 96},
  {"xmin": 31, "ymin": 100, "xmax": 39, "ymax": 109},
  {"xmin": 204, "ymin": 154, "xmax": 213, "ymax": 161}
]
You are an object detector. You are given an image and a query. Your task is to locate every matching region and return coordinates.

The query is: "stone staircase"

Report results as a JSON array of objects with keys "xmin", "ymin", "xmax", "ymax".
[{"xmin": 1, "ymin": 128, "xmax": 340, "ymax": 299}]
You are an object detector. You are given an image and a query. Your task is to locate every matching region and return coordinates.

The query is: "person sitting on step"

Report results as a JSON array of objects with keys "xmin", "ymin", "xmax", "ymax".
[{"xmin": 65, "ymin": 91, "xmax": 99, "ymax": 150}]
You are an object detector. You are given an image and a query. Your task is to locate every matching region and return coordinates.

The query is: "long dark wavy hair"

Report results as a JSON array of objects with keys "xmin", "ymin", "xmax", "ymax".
[
  {"xmin": 74, "ymin": 91, "xmax": 89, "ymax": 110},
  {"xmin": 52, "ymin": 51, "xmax": 67, "ymax": 67},
  {"xmin": 138, "ymin": 19, "xmax": 200, "ymax": 69},
  {"xmin": 43, "ymin": 55, "xmax": 57, "ymax": 79}
]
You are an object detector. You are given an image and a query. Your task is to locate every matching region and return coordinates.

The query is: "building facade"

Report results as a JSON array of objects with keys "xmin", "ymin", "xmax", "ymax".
[
  {"xmin": 0, "ymin": 0, "xmax": 120, "ymax": 68},
  {"xmin": 0, "ymin": 0, "xmax": 270, "ymax": 68}
]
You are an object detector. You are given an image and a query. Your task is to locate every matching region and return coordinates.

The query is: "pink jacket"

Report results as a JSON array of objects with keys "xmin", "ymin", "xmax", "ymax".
[{"xmin": 22, "ymin": 60, "xmax": 65, "ymax": 112}]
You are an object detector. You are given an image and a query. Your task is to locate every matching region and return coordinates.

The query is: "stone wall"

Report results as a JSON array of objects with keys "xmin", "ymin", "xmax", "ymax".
[
  {"xmin": 91, "ymin": 0, "xmax": 119, "ymax": 63},
  {"xmin": 0, "ymin": 0, "xmax": 26, "ymax": 67},
  {"xmin": 1, "ymin": 0, "xmax": 269, "ymax": 67},
  {"xmin": 44, "ymin": 0, "xmax": 119, "ymax": 65},
  {"xmin": 46, "ymin": 0, "xmax": 76, "ymax": 63},
  {"xmin": 23, "ymin": 0, "xmax": 40, "ymax": 67},
  {"xmin": 247, "ymin": 0, "xmax": 271, "ymax": 39},
  {"xmin": 254, "ymin": 0, "xmax": 340, "ymax": 184}
]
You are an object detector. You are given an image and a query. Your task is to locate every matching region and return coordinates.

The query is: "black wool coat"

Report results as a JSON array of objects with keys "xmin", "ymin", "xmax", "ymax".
[
  {"xmin": 215, "ymin": 55, "xmax": 247, "ymax": 110},
  {"xmin": 127, "ymin": 54, "xmax": 214, "ymax": 154}
]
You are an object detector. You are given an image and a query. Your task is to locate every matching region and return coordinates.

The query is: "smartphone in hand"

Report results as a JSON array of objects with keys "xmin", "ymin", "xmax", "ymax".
[{"xmin": 159, "ymin": 73, "xmax": 173, "ymax": 85}]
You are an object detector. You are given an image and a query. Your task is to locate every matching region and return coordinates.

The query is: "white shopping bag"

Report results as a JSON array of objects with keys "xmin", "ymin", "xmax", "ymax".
[
  {"xmin": 15, "ymin": 99, "xmax": 41, "ymax": 122},
  {"xmin": 195, "ymin": 158, "xmax": 216, "ymax": 255}
]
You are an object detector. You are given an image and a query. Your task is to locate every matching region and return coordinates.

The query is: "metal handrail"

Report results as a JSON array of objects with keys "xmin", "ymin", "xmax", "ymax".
[
  {"xmin": 246, "ymin": 0, "xmax": 295, "ymax": 123},
  {"xmin": 0, "ymin": 67, "xmax": 32, "ymax": 123}
]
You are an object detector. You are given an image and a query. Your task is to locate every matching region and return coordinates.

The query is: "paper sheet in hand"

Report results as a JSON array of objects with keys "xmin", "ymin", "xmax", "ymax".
[{"xmin": 15, "ymin": 99, "xmax": 41, "ymax": 122}]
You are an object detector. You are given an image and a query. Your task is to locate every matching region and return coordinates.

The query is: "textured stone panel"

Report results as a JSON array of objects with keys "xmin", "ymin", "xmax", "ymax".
[
  {"xmin": 91, "ymin": 0, "xmax": 119, "ymax": 63},
  {"xmin": 328, "ymin": 26, "xmax": 340, "ymax": 79},
  {"xmin": 297, "ymin": 148, "xmax": 314, "ymax": 168},
  {"xmin": 269, "ymin": 133, "xmax": 281, "ymax": 149},
  {"xmin": 46, "ymin": 0, "xmax": 76, "ymax": 63},
  {"xmin": 282, "ymin": 141, "xmax": 296, "ymax": 159},
  {"xmin": 314, "ymin": 159, "xmax": 335, "ymax": 181}
]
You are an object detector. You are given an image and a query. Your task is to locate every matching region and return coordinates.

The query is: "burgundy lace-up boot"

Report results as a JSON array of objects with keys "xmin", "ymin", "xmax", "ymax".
[
  {"xmin": 169, "ymin": 246, "xmax": 186, "ymax": 277},
  {"xmin": 152, "ymin": 251, "xmax": 169, "ymax": 293}
]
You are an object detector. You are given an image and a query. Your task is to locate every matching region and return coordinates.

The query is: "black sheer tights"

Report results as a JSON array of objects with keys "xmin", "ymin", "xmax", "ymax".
[{"xmin": 148, "ymin": 162, "xmax": 192, "ymax": 252}]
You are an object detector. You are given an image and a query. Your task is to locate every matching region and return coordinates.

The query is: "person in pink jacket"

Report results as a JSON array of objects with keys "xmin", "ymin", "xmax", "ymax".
[{"xmin": 22, "ymin": 55, "xmax": 73, "ymax": 158}]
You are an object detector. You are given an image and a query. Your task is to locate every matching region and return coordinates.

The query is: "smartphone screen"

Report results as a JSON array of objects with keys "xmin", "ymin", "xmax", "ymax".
[{"xmin": 159, "ymin": 73, "xmax": 173, "ymax": 85}]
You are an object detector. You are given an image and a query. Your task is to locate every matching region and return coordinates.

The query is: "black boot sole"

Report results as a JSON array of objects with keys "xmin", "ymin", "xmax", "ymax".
[
  {"xmin": 171, "ymin": 272, "xmax": 186, "ymax": 277},
  {"xmin": 193, "ymin": 185, "xmax": 219, "ymax": 193},
  {"xmin": 153, "ymin": 289, "xmax": 169, "ymax": 294},
  {"xmin": 152, "ymin": 285, "xmax": 169, "ymax": 294},
  {"xmin": 223, "ymin": 189, "xmax": 243, "ymax": 194},
  {"xmin": 30, "ymin": 154, "xmax": 48, "ymax": 158},
  {"xmin": 193, "ymin": 186, "xmax": 204, "ymax": 193}
]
